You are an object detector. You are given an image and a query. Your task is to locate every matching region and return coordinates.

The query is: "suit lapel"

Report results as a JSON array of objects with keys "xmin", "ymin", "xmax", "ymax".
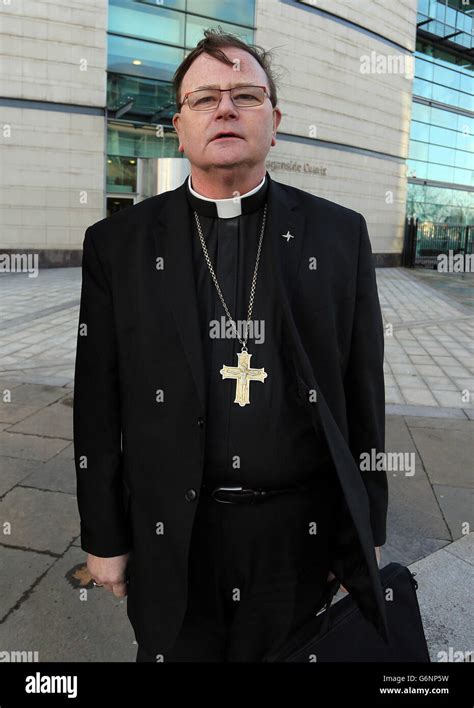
[
  {"xmin": 266, "ymin": 174, "xmax": 307, "ymax": 311},
  {"xmin": 153, "ymin": 181, "xmax": 207, "ymax": 411}
]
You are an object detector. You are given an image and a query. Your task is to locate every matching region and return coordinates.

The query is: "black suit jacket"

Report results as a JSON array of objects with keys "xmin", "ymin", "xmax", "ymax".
[{"xmin": 73, "ymin": 172, "xmax": 389, "ymax": 653}]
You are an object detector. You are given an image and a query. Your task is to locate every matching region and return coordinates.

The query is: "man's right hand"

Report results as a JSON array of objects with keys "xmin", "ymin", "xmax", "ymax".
[
  {"xmin": 87, "ymin": 553, "xmax": 130, "ymax": 598},
  {"xmin": 326, "ymin": 546, "xmax": 381, "ymax": 594},
  {"xmin": 326, "ymin": 569, "xmax": 348, "ymax": 593}
]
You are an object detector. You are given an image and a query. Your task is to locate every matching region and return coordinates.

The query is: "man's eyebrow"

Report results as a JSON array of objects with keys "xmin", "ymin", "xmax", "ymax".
[{"xmin": 191, "ymin": 82, "xmax": 258, "ymax": 90}]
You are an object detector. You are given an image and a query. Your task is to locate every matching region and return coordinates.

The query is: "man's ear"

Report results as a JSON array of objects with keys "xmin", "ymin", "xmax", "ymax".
[
  {"xmin": 271, "ymin": 107, "xmax": 282, "ymax": 146},
  {"xmin": 172, "ymin": 112, "xmax": 184, "ymax": 153}
]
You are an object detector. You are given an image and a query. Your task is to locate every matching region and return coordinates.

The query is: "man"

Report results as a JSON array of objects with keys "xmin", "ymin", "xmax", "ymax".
[{"xmin": 73, "ymin": 29, "xmax": 388, "ymax": 662}]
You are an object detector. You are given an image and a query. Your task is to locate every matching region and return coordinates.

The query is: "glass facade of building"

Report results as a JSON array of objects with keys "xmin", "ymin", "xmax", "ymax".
[
  {"xmin": 106, "ymin": 0, "xmax": 255, "ymax": 200},
  {"xmin": 407, "ymin": 0, "xmax": 473, "ymax": 224}
]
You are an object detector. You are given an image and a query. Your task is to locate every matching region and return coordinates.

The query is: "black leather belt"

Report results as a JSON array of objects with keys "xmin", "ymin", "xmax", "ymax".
[{"xmin": 200, "ymin": 481, "xmax": 315, "ymax": 504}]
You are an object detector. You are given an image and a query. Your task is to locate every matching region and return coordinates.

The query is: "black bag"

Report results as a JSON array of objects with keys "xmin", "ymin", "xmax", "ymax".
[{"xmin": 262, "ymin": 562, "xmax": 431, "ymax": 662}]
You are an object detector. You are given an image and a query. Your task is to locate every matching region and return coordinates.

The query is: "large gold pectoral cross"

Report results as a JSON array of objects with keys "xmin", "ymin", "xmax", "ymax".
[{"xmin": 220, "ymin": 350, "xmax": 268, "ymax": 407}]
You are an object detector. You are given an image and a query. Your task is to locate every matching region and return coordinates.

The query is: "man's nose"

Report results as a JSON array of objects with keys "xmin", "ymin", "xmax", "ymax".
[{"xmin": 214, "ymin": 91, "xmax": 239, "ymax": 119}]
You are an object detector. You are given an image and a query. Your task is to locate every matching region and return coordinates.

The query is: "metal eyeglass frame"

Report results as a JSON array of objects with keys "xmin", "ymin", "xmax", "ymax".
[{"xmin": 180, "ymin": 85, "xmax": 270, "ymax": 111}]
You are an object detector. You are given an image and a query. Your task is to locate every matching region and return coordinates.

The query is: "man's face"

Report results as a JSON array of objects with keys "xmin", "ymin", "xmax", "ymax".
[{"xmin": 172, "ymin": 47, "xmax": 282, "ymax": 172}]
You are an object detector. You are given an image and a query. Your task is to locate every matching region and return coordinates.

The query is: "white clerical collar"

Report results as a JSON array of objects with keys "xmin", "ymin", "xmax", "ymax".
[{"xmin": 187, "ymin": 174, "xmax": 266, "ymax": 219}]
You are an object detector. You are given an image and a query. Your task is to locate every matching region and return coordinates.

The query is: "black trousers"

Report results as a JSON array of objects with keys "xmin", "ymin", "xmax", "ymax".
[{"xmin": 136, "ymin": 472, "xmax": 342, "ymax": 662}]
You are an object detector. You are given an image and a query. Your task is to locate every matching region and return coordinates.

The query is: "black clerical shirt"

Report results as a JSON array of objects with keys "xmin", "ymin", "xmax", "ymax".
[{"xmin": 186, "ymin": 175, "xmax": 330, "ymax": 487}]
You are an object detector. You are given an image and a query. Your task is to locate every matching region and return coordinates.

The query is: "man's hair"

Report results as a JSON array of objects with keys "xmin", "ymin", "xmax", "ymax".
[{"xmin": 172, "ymin": 28, "xmax": 278, "ymax": 111}]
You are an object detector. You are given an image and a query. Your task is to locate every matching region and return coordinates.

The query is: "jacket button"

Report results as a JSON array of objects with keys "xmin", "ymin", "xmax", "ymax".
[
  {"xmin": 197, "ymin": 417, "xmax": 205, "ymax": 428},
  {"xmin": 185, "ymin": 488, "xmax": 197, "ymax": 502}
]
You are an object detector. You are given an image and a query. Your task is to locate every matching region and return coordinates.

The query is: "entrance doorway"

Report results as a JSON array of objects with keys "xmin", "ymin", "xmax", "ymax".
[{"xmin": 106, "ymin": 195, "xmax": 136, "ymax": 217}]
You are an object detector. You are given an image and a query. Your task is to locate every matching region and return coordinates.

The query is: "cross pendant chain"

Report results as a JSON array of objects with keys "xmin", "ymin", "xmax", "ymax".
[{"xmin": 193, "ymin": 204, "xmax": 269, "ymax": 406}]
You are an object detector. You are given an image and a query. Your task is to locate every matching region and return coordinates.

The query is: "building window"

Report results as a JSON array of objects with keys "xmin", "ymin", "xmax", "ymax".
[
  {"xmin": 185, "ymin": 15, "xmax": 253, "ymax": 48},
  {"xmin": 407, "ymin": 183, "xmax": 474, "ymax": 224},
  {"xmin": 106, "ymin": 156, "xmax": 137, "ymax": 193},
  {"xmin": 108, "ymin": 34, "xmax": 184, "ymax": 82},
  {"xmin": 108, "ymin": 74, "xmax": 176, "ymax": 127},
  {"xmin": 109, "ymin": 0, "xmax": 185, "ymax": 46},
  {"xmin": 186, "ymin": 0, "xmax": 255, "ymax": 27}
]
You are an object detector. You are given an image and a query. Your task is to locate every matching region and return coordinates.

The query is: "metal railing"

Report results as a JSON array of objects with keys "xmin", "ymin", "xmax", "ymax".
[{"xmin": 403, "ymin": 219, "xmax": 472, "ymax": 269}]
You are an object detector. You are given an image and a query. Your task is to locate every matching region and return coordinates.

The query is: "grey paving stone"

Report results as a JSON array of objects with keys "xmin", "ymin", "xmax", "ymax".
[
  {"xmin": 375, "ymin": 418, "xmax": 452, "ymax": 553},
  {"xmin": 0, "ymin": 383, "xmax": 69, "ymax": 407},
  {"xmin": 390, "ymin": 363, "xmax": 417, "ymax": 375},
  {"xmin": 0, "ymin": 379, "xmax": 23, "ymax": 391},
  {"xmin": 411, "ymin": 427, "xmax": 474, "ymax": 488},
  {"xmin": 386, "ymin": 404, "xmax": 468, "ymax": 418},
  {"xmin": 442, "ymin": 366, "xmax": 472, "ymax": 378},
  {"xmin": 0, "ymin": 431, "xmax": 70, "ymax": 462},
  {"xmin": 1, "ymin": 372, "xmax": 75, "ymax": 387},
  {"xmin": 385, "ymin": 387, "xmax": 404, "ymax": 404},
  {"xmin": 415, "ymin": 365, "xmax": 445, "ymax": 376},
  {"xmin": 386, "ymin": 473, "xmax": 451, "ymax": 542},
  {"xmin": 443, "ymin": 531, "xmax": 474, "ymax": 566},
  {"xmin": 386, "ymin": 414, "xmax": 425, "ymax": 475},
  {"xmin": 402, "ymin": 388, "xmax": 438, "ymax": 406},
  {"xmin": 386, "ymin": 414, "xmax": 415, "ymax": 448},
  {"xmin": 57, "ymin": 442, "xmax": 74, "ymax": 459},
  {"xmin": 432, "ymin": 390, "xmax": 471, "ymax": 408},
  {"xmin": 453, "ymin": 377, "xmax": 474, "ymax": 390},
  {"xmin": 0, "ymin": 486, "xmax": 79, "ymax": 554},
  {"xmin": 383, "ymin": 532, "xmax": 449, "ymax": 567},
  {"xmin": 0, "ymin": 546, "xmax": 136, "ymax": 662},
  {"xmin": 20, "ymin": 449, "xmax": 76, "ymax": 495},
  {"xmin": 404, "ymin": 417, "xmax": 474, "ymax": 431},
  {"xmin": 406, "ymin": 356, "xmax": 433, "ymax": 366},
  {"xmin": 433, "ymin": 485, "xmax": 474, "ymax": 541},
  {"xmin": 7, "ymin": 400, "xmax": 73, "ymax": 440},
  {"xmin": 396, "ymin": 374, "xmax": 428, "ymax": 388},
  {"xmin": 0, "ymin": 403, "xmax": 45, "ymax": 425},
  {"xmin": 409, "ymin": 538, "xmax": 473, "ymax": 662},
  {"xmin": 0, "ymin": 456, "xmax": 39, "ymax": 497},
  {"xmin": 0, "ymin": 546, "xmax": 54, "ymax": 622}
]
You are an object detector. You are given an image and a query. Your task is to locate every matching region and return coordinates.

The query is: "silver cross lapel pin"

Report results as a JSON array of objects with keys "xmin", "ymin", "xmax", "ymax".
[{"xmin": 282, "ymin": 230, "xmax": 294, "ymax": 242}]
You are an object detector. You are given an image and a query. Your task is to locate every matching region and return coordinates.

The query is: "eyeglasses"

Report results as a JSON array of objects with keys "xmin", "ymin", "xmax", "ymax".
[{"xmin": 180, "ymin": 85, "xmax": 270, "ymax": 111}]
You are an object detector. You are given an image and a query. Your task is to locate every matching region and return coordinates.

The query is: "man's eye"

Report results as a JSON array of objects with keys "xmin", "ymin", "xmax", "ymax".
[
  {"xmin": 195, "ymin": 95, "xmax": 214, "ymax": 105},
  {"xmin": 234, "ymin": 93, "xmax": 260, "ymax": 103}
]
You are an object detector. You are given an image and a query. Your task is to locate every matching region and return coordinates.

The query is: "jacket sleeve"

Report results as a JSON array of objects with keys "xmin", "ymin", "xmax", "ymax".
[
  {"xmin": 343, "ymin": 213, "xmax": 388, "ymax": 547},
  {"xmin": 73, "ymin": 225, "xmax": 132, "ymax": 557}
]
